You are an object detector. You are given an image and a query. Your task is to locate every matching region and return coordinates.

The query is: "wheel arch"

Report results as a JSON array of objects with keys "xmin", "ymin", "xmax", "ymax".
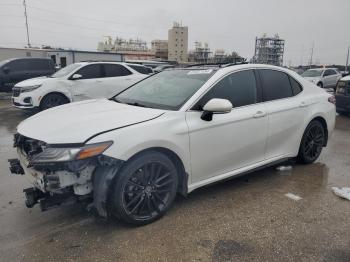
[
  {"xmin": 311, "ymin": 116, "xmax": 328, "ymax": 146},
  {"xmin": 124, "ymin": 147, "xmax": 189, "ymax": 196}
]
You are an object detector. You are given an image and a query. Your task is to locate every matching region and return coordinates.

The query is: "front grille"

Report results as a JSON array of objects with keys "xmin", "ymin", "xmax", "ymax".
[{"xmin": 12, "ymin": 88, "xmax": 21, "ymax": 97}]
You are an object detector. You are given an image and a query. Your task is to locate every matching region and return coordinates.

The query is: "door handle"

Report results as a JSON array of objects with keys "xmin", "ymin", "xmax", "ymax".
[
  {"xmin": 253, "ymin": 111, "xmax": 266, "ymax": 118},
  {"xmin": 299, "ymin": 101, "xmax": 308, "ymax": 108}
]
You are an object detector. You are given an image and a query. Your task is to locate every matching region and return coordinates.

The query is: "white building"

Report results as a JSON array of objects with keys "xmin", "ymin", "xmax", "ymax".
[
  {"xmin": 168, "ymin": 22, "xmax": 188, "ymax": 63},
  {"xmin": 0, "ymin": 47, "xmax": 124, "ymax": 68}
]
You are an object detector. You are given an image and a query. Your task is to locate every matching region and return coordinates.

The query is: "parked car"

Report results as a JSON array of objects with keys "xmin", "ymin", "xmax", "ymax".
[
  {"xmin": 126, "ymin": 63, "xmax": 153, "ymax": 75},
  {"xmin": 301, "ymin": 68, "xmax": 342, "ymax": 90},
  {"xmin": 335, "ymin": 75, "xmax": 350, "ymax": 114},
  {"xmin": 153, "ymin": 64, "xmax": 175, "ymax": 73},
  {"xmin": 0, "ymin": 58, "xmax": 55, "ymax": 92},
  {"xmin": 12, "ymin": 62, "xmax": 148, "ymax": 110},
  {"xmin": 9, "ymin": 64, "xmax": 335, "ymax": 225}
]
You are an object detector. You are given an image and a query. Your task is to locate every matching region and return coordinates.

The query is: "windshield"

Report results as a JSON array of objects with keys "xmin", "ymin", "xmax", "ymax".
[
  {"xmin": 302, "ymin": 69, "xmax": 323, "ymax": 77},
  {"xmin": 51, "ymin": 63, "xmax": 82, "ymax": 78},
  {"xmin": 114, "ymin": 69, "xmax": 215, "ymax": 110}
]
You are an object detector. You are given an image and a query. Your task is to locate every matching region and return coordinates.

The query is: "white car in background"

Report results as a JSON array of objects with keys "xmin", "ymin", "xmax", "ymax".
[
  {"xmin": 10, "ymin": 64, "xmax": 335, "ymax": 225},
  {"xmin": 301, "ymin": 68, "xmax": 342, "ymax": 90},
  {"xmin": 12, "ymin": 62, "xmax": 148, "ymax": 110}
]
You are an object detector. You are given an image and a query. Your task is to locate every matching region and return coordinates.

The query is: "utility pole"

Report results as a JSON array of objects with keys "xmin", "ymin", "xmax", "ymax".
[
  {"xmin": 345, "ymin": 46, "xmax": 350, "ymax": 73},
  {"xmin": 309, "ymin": 42, "xmax": 314, "ymax": 69},
  {"xmin": 23, "ymin": 0, "xmax": 31, "ymax": 48}
]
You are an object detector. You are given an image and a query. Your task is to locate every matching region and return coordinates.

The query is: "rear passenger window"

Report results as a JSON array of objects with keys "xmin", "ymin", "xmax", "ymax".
[
  {"xmin": 30, "ymin": 60, "xmax": 49, "ymax": 70},
  {"xmin": 75, "ymin": 64, "xmax": 102, "ymax": 79},
  {"xmin": 289, "ymin": 76, "xmax": 302, "ymax": 95},
  {"xmin": 103, "ymin": 64, "xmax": 132, "ymax": 77},
  {"xmin": 259, "ymin": 70, "xmax": 293, "ymax": 101},
  {"xmin": 193, "ymin": 70, "xmax": 258, "ymax": 110},
  {"xmin": 129, "ymin": 65, "xmax": 149, "ymax": 74}
]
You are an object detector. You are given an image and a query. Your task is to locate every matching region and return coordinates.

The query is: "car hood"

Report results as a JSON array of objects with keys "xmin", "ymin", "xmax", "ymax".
[
  {"xmin": 15, "ymin": 76, "xmax": 57, "ymax": 87},
  {"xmin": 303, "ymin": 76, "xmax": 321, "ymax": 82},
  {"xmin": 17, "ymin": 99, "xmax": 165, "ymax": 144}
]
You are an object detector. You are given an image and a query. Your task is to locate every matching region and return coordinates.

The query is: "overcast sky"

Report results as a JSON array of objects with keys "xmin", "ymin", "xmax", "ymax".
[{"xmin": 1, "ymin": 0, "xmax": 349, "ymax": 66}]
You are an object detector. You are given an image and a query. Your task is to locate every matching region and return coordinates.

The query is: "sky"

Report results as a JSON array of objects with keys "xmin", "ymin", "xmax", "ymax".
[{"xmin": 0, "ymin": 0, "xmax": 349, "ymax": 66}]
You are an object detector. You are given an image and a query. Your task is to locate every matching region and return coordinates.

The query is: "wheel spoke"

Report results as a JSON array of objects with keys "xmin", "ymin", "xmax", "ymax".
[
  {"xmin": 125, "ymin": 191, "xmax": 143, "ymax": 209},
  {"xmin": 129, "ymin": 196, "xmax": 145, "ymax": 214},
  {"xmin": 155, "ymin": 172, "xmax": 171, "ymax": 184},
  {"xmin": 126, "ymin": 180, "xmax": 143, "ymax": 188},
  {"xmin": 156, "ymin": 178, "xmax": 174, "ymax": 188}
]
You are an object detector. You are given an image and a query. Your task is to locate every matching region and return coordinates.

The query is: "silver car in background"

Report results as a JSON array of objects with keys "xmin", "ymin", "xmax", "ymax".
[{"xmin": 302, "ymin": 68, "xmax": 342, "ymax": 90}]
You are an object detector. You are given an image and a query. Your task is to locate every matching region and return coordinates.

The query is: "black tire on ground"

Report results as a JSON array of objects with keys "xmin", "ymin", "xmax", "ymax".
[
  {"xmin": 297, "ymin": 120, "xmax": 326, "ymax": 164},
  {"xmin": 317, "ymin": 82, "xmax": 323, "ymax": 88},
  {"xmin": 39, "ymin": 93, "xmax": 69, "ymax": 111},
  {"xmin": 109, "ymin": 151, "xmax": 179, "ymax": 226}
]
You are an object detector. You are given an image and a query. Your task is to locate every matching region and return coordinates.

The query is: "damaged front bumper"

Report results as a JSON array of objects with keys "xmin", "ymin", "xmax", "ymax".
[{"xmin": 9, "ymin": 134, "xmax": 124, "ymax": 217}]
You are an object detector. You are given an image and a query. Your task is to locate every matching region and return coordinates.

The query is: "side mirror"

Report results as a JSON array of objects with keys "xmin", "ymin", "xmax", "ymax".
[
  {"xmin": 3, "ymin": 66, "xmax": 10, "ymax": 74},
  {"xmin": 71, "ymin": 73, "xmax": 82, "ymax": 80},
  {"xmin": 201, "ymin": 98, "xmax": 233, "ymax": 121}
]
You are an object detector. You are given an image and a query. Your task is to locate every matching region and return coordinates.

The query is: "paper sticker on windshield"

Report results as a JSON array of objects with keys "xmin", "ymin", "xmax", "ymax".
[{"xmin": 187, "ymin": 69, "xmax": 213, "ymax": 75}]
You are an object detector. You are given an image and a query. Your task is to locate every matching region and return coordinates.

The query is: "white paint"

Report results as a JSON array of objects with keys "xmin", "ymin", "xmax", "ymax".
[{"xmin": 285, "ymin": 193, "xmax": 302, "ymax": 201}]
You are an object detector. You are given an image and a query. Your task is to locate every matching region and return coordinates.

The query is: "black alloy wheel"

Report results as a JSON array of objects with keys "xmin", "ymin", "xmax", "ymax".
[
  {"xmin": 40, "ymin": 93, "xmax": 69, "ymax": 110},
  {"xmin": 110, "ymin": 151, "xmax": 178, "ymax": 225},
  {"xmin": 298, "ymin": 120, "xmax": 325, "ymax": 164}
]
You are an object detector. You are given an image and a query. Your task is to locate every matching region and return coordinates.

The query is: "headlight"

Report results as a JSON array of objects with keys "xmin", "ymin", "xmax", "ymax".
[
  {"xmin": 30, "ymin": 141, "xmax": 113, "ymax": 164},
  {"xmin": 21, "ymin": 84, "xmax": 42, "ymax": 93}
]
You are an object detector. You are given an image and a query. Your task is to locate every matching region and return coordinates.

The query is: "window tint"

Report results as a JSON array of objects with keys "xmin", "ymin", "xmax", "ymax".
[
  {"xmin": 103, "ymin": 64, "xmax": 132, "ymax": 77},
  {"xmin": 193, "ymin": 70, "xmax": 258, "ymax": 110},
  {"xmin": 30, "ymin": 60, "xmax": 49, "ymax": 70},
  {"xmin": 8, "ymin": 60, "xmax": 26, "ymax": 71},
  {"xmin": 75, "ymin": 64, "xmax": 102, "ymax": 79},
  {"xmin": 324, "ymin": 69, "xmax": 336, "ymax": 76},
  {"xmin": 289, "ymin": 76, "xmax": 302, "ymax": 95},
  {"xmin": 128, "ymin": 65, "xmax": 151, "ymax": 74},
  {"xmin": 259, "ymin": 69, "xmax": 293, "ymax": 101}
]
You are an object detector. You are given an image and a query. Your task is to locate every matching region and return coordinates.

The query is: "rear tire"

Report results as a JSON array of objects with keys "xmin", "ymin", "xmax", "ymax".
[
  {"xmin": 109, "ymin": 151, "xmax": 178, "ymax": 226},
  {"xmin": 297, "ymin": 120, "xmax": 326, "ymax": 164},
  {"xmin": 39, "ymin": 93, "xmax": 69, "ymax": 111}
]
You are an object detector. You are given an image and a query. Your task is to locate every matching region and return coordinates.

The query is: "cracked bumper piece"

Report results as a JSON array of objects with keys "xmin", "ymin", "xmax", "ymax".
[{"xmin": 10, "ymin": 133, "xmax": 124, "ymax": 217}]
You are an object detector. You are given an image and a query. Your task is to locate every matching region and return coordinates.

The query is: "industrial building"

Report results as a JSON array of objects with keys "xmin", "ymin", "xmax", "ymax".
[
  {"xmin": 188, "ymin": 42, "xmax": 211, "ymax": 63},
  {"xmin": 151, "ymin": 40, "xmax": 168, "ymax": 60},
  {"xmin": 0, "ymin": 47, "xmax": 124, "ymax": 67},
  {"xmin": 97, "ymin": 36, "xmax": 155, "ymax": 60},
  {"xmin": 253, "ymin": 34, "xmax": 285, "ymax": 66},
  {"xmin": 168, "ymin": 22, "xmax": 188, "ymax": 63}
]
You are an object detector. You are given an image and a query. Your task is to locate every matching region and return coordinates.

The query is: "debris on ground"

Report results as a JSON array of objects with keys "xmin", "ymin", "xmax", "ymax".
[
  {"xmin": 276, "ymin": 166, "xmax": 293, "ymax": 171},
  {"xmin": 285, "ymin": 193, "xmax": 302, "ymax": 201},
  {"xmin": 332, "ymin": 187, "xmax": 350, "ymax": 201}
]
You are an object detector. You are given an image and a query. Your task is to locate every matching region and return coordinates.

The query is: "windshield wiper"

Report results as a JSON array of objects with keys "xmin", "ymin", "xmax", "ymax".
[{"xmin": 125, "ymin": 102, "xmax": 151, "ymax": 108}]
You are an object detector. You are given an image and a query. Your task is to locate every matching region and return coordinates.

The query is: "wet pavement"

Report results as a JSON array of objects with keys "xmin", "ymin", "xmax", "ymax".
[{"xmin": 0, "ymin": 99, "xmax": 349, "ymax": 262}]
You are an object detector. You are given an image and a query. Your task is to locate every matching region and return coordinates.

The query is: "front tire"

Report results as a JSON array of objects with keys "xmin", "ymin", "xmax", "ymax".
[
  {"xmin": 39, "ymin": 93, "xmax": 69, "ymax": 111},
  {"xmin": 109, "ymin": 151, "xmax": 178, "ymax": 225},
  {"xmin": 297, "ymin": 120, "xmax": 326, "ymax": 164},
  {"xmin": 317, "ymin": 82, "xmax": 323, "ymax": 88}
]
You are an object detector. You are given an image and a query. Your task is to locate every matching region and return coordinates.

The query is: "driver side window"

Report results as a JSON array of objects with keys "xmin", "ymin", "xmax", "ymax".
[
  {"xmin": 75, "ymin": 64, "xmax": 103, "ymax": 79},
  {"xmin": 192, "ymin": 70, "xmax": 258, "ymax": 110}
]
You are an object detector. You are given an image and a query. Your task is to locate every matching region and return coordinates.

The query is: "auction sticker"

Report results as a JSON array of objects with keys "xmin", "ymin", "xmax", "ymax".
[{"xmin": 187, "ymin": 69, "xmax": 213, "ymax": 75}]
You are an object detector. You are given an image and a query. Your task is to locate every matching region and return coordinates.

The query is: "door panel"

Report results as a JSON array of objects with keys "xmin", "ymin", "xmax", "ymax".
[
  {"xmin": 264, "ymin": 98, "xmax": 305, "ymax": 159},
  {"xmin": 186, "ymin": 104, "xmax": 268, "ymax": 183}
]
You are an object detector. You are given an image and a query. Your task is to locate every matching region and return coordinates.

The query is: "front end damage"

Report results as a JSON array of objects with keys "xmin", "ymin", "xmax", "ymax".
[{"xmin": 9, "ymin": 133, "xmax": 123, "ymax": 217}]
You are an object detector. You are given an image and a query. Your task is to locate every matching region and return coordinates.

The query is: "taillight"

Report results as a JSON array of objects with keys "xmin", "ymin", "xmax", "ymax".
[{"xmin": 328, "ymin": 95, "xmax": 336, "ymax": 104}]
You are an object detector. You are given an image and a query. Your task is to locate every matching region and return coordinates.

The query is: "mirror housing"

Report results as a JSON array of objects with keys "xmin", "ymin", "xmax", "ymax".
[
  {"xmin": 201, "ymin": 98, "xmax": 233, "ymax": 121},
  {"xmin": 71, "ymin": 73, "xmax": 82, "ymax": 80},
  {"xmin": 3, "ymin": 66, "xmax": 10, "ymax": 74}
]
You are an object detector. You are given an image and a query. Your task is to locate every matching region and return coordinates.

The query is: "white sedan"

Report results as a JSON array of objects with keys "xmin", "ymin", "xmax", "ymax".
[
  {"xmin": 10, "ymin": 63, "xmax": 336, "ymax": 225},
  {"xmin": 11, "ymin": 62, "xmax": 148, "ymax": 110}
]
